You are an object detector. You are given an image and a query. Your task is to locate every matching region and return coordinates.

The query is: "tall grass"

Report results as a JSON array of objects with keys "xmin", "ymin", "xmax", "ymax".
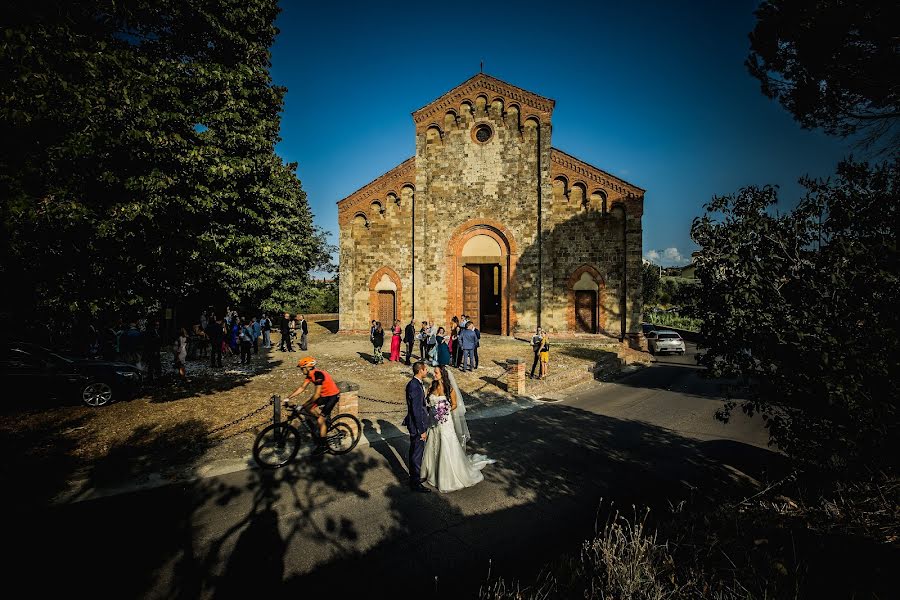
[{"xmin": 479, "ymin": 504, "xmax": 751, "ymax": 600}]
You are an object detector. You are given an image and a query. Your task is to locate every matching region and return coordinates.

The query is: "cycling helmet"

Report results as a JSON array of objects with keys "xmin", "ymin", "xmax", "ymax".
[{"xmin": 297, "ymin": 356, "xmax": 317, "ymax": 368}]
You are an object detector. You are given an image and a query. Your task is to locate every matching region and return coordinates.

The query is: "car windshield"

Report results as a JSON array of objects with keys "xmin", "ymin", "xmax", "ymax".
[{"xmin": 658, "ymin": 333, "xmax": 681, "ymax": 340}]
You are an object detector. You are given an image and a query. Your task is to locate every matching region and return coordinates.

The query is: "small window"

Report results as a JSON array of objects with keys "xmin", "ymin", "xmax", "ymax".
[{"xmin": 473, "ymin": 124, "xmax": 493, "ymax": 144}]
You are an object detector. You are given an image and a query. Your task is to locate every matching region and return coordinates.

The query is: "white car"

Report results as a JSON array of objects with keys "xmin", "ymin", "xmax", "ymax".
[{"xmin": 646, "ymin": 330, "xmax": 685, "ymax": 355}]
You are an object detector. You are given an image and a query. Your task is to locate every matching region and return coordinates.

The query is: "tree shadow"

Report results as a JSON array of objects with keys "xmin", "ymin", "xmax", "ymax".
[
  {"xmin": 479, "ymin": 374, "xmax": 508, "ymax": 392},
  {"xmin": 558, "ymin": 345, "xmax": 622, "ymax": 380},
  {"xmin": 609, "ymin": 360, "xmax": 729, "ymax": 399},
  {"xmin": 11, "ymin": 402, "xmax": 829, "ymax": 599},
  {"xmin": 142, "ymin": 351, "xmax": 284, "ymax": 404}
]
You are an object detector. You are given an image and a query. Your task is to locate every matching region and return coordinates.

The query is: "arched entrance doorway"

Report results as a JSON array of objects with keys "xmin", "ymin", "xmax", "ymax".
[
  {"xmin": 369, "ymin": 267, "xmax": 402, "ymax": 326},
  {"xmin": 567, "ymin": 265, "xmax": 605, "ymax": 334},
  {"xmin": 446, "ymin": 221, "xmax": 518, "ymax": 335}
]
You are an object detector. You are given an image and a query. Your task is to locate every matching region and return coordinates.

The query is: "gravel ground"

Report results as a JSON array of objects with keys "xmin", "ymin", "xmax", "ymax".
[{"xmin": 0, "ymin": 319, "xmax": 649, "ymax": 492}]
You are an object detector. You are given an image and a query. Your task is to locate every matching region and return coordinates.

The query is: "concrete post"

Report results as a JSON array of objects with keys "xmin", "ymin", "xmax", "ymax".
[{"xmin": 505, "ymin": 358, "xmax": 526, "ymax": 395}]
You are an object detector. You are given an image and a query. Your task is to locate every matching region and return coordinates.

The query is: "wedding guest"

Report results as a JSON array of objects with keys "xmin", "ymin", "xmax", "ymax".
[
  {"xmin": 418, "ymin": 320, "xmax": 428, "ymax": 361},
  {"xmin": 403, "ymin": 318, "xmax": 416, "ymax": 365},
  {"xmin": 251, "ymin": 317, "xmax": 261, "ymax": 354},
  {"xmin": 143, "ymin": 320, "xmax": 163, "ymax": 383},
  {"xmin": 372, "ymin": 321, "xmax": 385, "ymax": 364},
  {"xmin": 206, "ymin": 314, "xmax": 224, "ymax": 368},
  {"xmin": 435, "ymin": 327, "xmax": 451, "ymax": 366},
  {"xmin": 539, "ymin": 330, "xmax": 550, "ymax": 379},
  {"xmin": 529, "ymin": 326, "xmax": 543, "ymax": 379},
  {"xmin": 458, "ymin": 321, "xmax": 477, "ymax": 371},
  {"xmin": 239, "ymin": 319, "xmax": 253, "ymax": 365},
  {"xmin": 389, "ymin": 319, "xmax": 402, "ymax": 361},
  {"xmin": 279, "ymin": 312, "xmax": 293, "ymax": 352},
  {"xmin": 261, "ymin": 313, "xmax": 272, "ymax": 348},
  {"xmin": 473, "ymin": 321, "xmax": 481, "ymax": 369},
  {"xmin": 298, "ymin": 314, "xmax": 308, "ymax": 351},
  {"xmin": 173, "ymin": 327, "xmax": 188, "ymax": 382},
  {"xmin": 228, "ymin": 318, "xmax": 239, "ymax": 354},
  {"xmin": 449, "ymin": 316, "xmax": 460, "ymax": 366},
  {"xmin": 425, "ymin": 321, "xmax": 436, "ymax": 362}
]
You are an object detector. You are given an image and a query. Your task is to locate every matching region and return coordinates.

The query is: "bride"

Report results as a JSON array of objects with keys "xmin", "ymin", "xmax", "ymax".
[{"xmin": 421, "ymin": 366, "xmax": 494, "ymax": 492}]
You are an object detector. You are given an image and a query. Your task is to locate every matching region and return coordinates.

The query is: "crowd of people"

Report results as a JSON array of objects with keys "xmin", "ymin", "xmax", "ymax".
[
  {"xmin": 368, "ymin": 314, "xmax": 483, "ymax": 371},
  {"xmin": 54, "ymin": 309, "xmax": 311, "ymax": 384}
]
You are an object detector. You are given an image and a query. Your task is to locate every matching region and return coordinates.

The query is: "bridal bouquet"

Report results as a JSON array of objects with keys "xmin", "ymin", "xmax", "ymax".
[{"xmin": 430, "ymin": 396, "xmax": 450, "ymax": 425}]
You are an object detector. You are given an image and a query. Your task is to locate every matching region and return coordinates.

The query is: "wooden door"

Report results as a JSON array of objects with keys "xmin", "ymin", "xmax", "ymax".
[
  {"xmin": 462, "ymin": 265, "xmax": 480, "ymax": 327},
  {"xmin": 575, "ymin": 290, "xmax": 597, "ymax": 333},
  {"xmin": 377, "ymin": 291, "xmax": 395, "ymax": 326}
]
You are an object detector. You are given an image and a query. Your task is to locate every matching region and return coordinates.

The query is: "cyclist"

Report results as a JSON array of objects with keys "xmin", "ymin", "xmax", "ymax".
[{"xmin": 284, "ymin": 356, "xmax": 341, "ymax": 452}]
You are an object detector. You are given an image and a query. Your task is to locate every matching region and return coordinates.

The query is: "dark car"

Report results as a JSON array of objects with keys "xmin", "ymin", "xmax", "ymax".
[{"xmin": 0, "ymin": 341, "xmax": 142, "ymax": 407}]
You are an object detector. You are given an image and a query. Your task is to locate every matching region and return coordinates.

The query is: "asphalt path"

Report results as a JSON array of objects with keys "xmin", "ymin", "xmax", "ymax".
[{"xmin": 12, "ymin": 344, "xmax": 785, "ymax": 598}]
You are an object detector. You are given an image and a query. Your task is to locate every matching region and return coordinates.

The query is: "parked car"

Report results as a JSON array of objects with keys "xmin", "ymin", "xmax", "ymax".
[
  {"xmin": 646, "ymin": 330, "xmax": 685, "ymax": 355},
  {"xmin": 642, "ymin": 323, "xmax": 657, "ymax": 335},
  {"xmin": 0, "ymin": 341, "xmax": 143, "ymax": 407}
]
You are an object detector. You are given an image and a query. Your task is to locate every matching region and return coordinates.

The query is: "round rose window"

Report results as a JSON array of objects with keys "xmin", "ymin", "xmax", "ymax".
[{"xmin": 474, "ymin": 124, "xmax": 493, "ymax": 143}]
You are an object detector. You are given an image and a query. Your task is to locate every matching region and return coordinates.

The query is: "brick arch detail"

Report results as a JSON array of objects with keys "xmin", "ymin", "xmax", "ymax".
[
  {"xmin": 446, "ymin": 219, "xmax": 519, "ymax": 335},
  {"xmin": 368, "ymin": 266, "xmax": 403, "ymax": 326},
  {"xmin": 567, "ymin": 264, "xmax": 607, "ymax": 334},
  {"xmin": 447, "ymin": 218, "xmax": 519, "ymax": 255}
]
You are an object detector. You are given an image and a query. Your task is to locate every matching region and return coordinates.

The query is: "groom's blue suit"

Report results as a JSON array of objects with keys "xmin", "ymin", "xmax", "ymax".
[{"xmin": 403, "ymin": 376, "xmax": 428, "ymax": 487}]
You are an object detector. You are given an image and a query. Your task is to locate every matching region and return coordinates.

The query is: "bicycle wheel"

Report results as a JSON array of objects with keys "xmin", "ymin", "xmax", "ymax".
[
  {"xmin": 325, "ymin": 422, "xmax": 359, "ymax": 455},
  {"xmin": 329, "ymin": 413, "xmax": 362, "ymax": 445},
  {"xmin": 253, "ymin": 423, "xmax": 302, "ymax": 468}
]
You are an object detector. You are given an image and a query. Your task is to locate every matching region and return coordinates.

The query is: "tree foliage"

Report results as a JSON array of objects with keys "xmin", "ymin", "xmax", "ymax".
[
  {"xmin": 746, "ymin": 0, "xmax": 900, "ymax": 150},
  {"xmin": 690, "ymin": 160, "xmax": 899, "ymax": 468},
  {"xmin": 641, "ymin": 262, "xmax": 660, "ymax": 307},
  {"xmin": 0, "ymin": 0, "xmax": 328, "ymax": 321}
]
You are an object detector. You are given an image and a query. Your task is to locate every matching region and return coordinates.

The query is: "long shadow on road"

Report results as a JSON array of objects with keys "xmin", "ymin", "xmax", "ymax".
[{"xmin": 11, "ymin": 401, "xmax": 789, "ymax": 598}]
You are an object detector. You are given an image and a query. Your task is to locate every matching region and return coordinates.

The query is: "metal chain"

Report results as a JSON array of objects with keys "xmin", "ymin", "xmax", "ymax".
[
  {"xmin": 358, "ymin": 394, "xmax": 405, "ymax": 406},
  {"xmin": 214, "ymin": 418, "xmax": 271, "ymax": 442},
  {"xmin": 206, "ymin": 401, "xmax": 272, "ymax": 436}
]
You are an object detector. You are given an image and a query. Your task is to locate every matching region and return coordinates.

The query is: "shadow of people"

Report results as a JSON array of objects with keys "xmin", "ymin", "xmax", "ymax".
[
  {"xmin": 213, "ymin": 503, "xmax": 285, "ymax": 598},
  {"xmin": 356, "ymin": 351, "xmax": 379, "ymax": 364},
  {"xmin": 362, "ymin": 418, "xmax": 410, "ymax": 484}
]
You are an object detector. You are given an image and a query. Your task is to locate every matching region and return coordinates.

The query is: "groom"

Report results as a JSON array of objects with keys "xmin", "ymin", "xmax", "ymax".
[{"xmin": 403, "ymin": 361, "xmax": 430, "ymax": 493}]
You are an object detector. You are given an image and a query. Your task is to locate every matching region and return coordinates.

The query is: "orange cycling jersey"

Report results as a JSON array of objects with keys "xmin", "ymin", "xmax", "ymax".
[{"xmin": 306, "ymin": 369, "xmax": 340, "ymax": 397}]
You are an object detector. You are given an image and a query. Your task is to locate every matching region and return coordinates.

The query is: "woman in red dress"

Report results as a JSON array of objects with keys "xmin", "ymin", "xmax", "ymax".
[{"xmin": 389, "ymin": 319, "xmax": 402, "ymax": 361}]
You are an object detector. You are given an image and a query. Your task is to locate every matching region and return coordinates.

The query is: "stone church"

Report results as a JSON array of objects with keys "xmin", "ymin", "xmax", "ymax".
[{"xmin": 337, "ymin": 73, "xmax": 644, "ymax": 340}]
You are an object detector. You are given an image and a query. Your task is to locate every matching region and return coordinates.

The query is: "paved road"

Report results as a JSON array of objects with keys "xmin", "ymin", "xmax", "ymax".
[{"xmin": 13, "ymin": 344, "xmax": 784, "ymax": 598}]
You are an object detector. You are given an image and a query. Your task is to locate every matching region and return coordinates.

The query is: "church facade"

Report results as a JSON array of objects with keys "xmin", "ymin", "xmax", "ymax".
[{"xmin": 337, "ymin": 73, "xmax": 645, "ymax": 339}]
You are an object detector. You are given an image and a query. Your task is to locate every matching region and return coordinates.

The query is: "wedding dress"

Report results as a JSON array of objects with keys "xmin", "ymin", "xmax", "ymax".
[{"xmin": 421, "ymin": 393, "xmax": 494, "ymax": 493}]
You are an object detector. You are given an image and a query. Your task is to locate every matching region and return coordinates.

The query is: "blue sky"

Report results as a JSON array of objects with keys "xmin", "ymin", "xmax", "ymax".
[{"xmin": 270, "ymin": 0, "xmax": 854, "ymax": 267}]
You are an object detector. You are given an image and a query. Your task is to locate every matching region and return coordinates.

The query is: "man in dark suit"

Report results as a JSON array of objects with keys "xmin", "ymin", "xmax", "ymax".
[
  {"xmin": 205, "ymin": 315, "xmax": 224, "ymax": 368},
  {"xmin": 458, "ymin": 322, "xmax": 477, "ymax": 371},
  {"xmin": 402, "ymin": 362, "xmax": 430, "ymax": 493},
  {"xmin": 403, "ymin": 318, "xmax": 416, "ymax": 365},
  {"xmin": 279, "ymin": 312, "xmax": 293, "ymax": 352}
]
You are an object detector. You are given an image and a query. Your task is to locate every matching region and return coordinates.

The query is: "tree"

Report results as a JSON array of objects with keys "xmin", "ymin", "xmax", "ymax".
[
  {"xmin": 747, "ymin": 0, "xmax": 900, "ymax": 150},
  {"xmin": 641, "ymin": 262, "xmax": 661, "ymax": 307},
  {"xmin": 0, "ymin": 0, "xmax": 323, "ymax": 324},
  {"xmin": 690, "ymin": 159, "xmax": 899, "ymax": 468}
]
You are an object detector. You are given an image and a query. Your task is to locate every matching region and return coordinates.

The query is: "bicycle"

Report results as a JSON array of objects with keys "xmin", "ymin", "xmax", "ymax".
[{"xmin": 253, "ymin": 399, "xmax": 362, "ymax": 468}]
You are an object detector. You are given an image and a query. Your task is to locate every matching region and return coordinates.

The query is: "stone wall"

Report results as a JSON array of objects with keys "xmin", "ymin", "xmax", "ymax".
[{"xmin": 337, "ymin": 74, "xmax": 644, "ymax": 336}]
